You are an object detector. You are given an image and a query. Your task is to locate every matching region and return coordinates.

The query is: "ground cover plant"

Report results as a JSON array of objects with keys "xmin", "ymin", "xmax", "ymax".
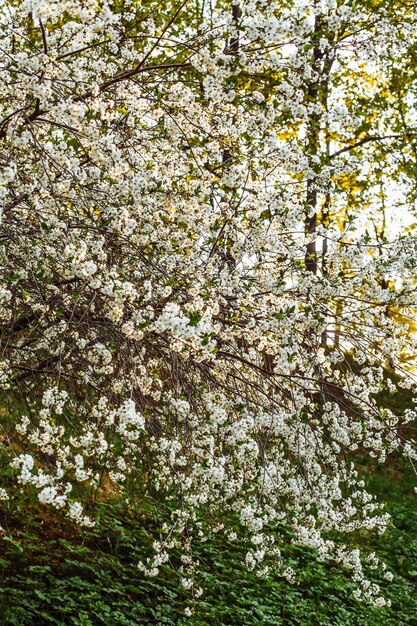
[
  {"xmin": 0, "ymin": 458, "xmax": 417, "ymax": 624},
  {"xmin": 2, "ymin": 0, "xmax": 417, "ymax": 618}
]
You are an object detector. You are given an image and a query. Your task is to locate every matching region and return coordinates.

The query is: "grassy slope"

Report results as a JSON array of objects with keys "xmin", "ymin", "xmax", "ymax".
[{"xmin": 0, "ymin": 459, "xmax": 416, "ymax": 626}]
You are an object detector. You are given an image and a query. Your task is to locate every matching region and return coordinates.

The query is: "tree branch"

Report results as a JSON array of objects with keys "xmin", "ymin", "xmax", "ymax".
[{"xmin": 329, "ymin": 133, "xmax": 417, "ymax": 159}]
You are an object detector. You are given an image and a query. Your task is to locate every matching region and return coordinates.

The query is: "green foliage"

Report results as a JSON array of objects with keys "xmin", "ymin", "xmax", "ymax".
[{"xmin": 0, "ymin": 462, "xmax": 416, "ymax": 626}]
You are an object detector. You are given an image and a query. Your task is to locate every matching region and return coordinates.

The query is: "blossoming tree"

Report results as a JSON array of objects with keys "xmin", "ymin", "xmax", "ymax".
[{"xmin": 1, "ymin": 0, "xmax": 417, "ymax": 605}]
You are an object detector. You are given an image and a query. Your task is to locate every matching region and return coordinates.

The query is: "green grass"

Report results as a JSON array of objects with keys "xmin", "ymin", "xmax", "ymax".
[{"xmin": 0, "ymin": 460, "xmax": 416, "ymax": 625}]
